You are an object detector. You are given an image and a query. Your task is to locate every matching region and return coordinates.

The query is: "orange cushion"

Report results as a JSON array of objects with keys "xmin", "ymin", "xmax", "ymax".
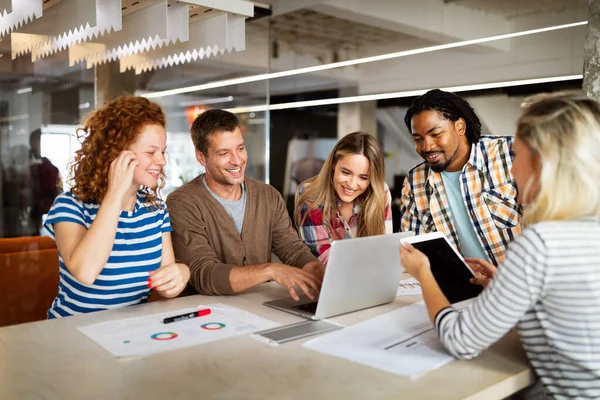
[
  {"xmin": 0, "ymin": 248, "xmax": 59, "ymax": 327},
  {"xmin": 0, "ymin": 236, "xmax": 56, "ymax": 254}
]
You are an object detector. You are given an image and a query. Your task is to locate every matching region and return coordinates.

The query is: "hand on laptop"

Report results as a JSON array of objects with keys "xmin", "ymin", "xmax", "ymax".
[
  {"xmin": 465, "ymin": 258, "xmax": 497, "ymax": 288},
  {"xmin": 266, "ymin": 263, "xmax": 321, "ymax": 301},
  {"xmin": 303, "ymin": 261, "xmax": 325, "ymax": 284}
]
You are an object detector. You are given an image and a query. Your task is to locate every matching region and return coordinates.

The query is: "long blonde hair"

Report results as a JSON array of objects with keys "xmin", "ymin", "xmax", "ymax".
[
  {"xmin": 517, "ymin": 93, "xmax": 600, "ymax": 225},
  {"xmin": 295, "ymin": 132, "xmax": 387, "ymax": 237}
]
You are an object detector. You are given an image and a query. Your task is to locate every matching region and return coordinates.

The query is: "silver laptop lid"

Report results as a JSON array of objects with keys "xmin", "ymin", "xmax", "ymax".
[{"xmin": 314, "ymin": 231, "xmax": 414, "ymax": 319}]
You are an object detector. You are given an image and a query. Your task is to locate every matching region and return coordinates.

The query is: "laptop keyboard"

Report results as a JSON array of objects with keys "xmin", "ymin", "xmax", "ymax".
[{"xmin": 292, "ymin": 301, "xmax": 318, "ymax": 314}]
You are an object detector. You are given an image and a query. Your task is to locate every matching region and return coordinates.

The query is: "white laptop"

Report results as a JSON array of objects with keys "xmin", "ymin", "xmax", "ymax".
[{"xmin": 263, "ymin": 231, "xmax": 414, "ymax": 320}]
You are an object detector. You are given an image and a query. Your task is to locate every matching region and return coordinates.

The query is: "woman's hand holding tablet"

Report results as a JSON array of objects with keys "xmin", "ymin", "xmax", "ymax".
[{"xmin": 400, "ymin": 232, "xmax": 483, "ymax": 304}]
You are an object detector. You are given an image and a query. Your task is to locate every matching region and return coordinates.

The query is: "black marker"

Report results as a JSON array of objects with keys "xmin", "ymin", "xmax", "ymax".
[{"xmin": 163, "ymin": 308, "xmax": 211, "ymax": 324}]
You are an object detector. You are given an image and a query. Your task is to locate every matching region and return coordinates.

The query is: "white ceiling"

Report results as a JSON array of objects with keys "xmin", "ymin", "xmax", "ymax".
[
  {"xmin": 445, "ymin": 0, "xmax": 586, "ymax": 18},
  {"xmin": 0, "ymin": 0, "xmax": 588, "ymax": 97}
]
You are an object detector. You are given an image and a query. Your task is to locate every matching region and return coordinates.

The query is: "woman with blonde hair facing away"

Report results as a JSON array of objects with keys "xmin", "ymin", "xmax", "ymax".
[
  {"xmin": 44, "ymin": 95, "xmax": 190, "ymax": 318},
  {"xmin": 295, "ymin": 132, "xmax": 392, "ymax": 264},
  {"xmin": 400, "ymin": 93, "xmax": 600, "ymax": 399}
]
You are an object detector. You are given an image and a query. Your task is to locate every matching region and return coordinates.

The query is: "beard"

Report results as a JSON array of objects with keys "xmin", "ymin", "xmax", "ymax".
[
  {"xmin": 423, "ymin": 147, "xmax": 460, "ymax": 172},
  {"xmin": 430, "ymin": 159, "xmax": 451, "ymax": 172}
]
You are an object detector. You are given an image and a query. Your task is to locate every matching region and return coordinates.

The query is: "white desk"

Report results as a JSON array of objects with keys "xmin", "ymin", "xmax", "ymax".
[{"xmin": 0, "ymin": 283, "xmax": 533, "ymax": 400}]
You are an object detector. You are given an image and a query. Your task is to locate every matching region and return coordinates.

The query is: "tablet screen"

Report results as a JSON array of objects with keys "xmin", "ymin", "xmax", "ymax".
[{"xmin": 410, "ymin": 238, "xmax": 483, "ymax": 303}]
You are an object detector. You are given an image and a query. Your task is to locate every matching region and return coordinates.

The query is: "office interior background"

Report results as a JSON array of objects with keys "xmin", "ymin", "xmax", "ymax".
[{"xmin": 0, "ymin": 0, "xmax": 593, "ymax": 325}]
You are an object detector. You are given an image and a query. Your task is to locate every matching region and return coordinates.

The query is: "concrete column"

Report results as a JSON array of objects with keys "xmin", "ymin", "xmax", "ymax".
[
  {"xmin": 584, "ymin": 0, "xmax": 600, "ymax": 100},
  {"xmin": 337, "ymin": 98, "xmax": 377, "ymax": 139},
  {"xmin": 94, "ymin": 61, "xmax": 137, "ymax": 107}
]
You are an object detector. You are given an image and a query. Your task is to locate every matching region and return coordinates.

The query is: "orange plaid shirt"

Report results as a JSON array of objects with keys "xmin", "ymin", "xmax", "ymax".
[{"xmin": 400, "ymin": 136, "xmax": 522, "ymax": 266}]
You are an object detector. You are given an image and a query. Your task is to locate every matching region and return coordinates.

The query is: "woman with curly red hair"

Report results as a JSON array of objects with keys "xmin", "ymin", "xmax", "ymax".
[{"xmin": 44, "ymin": 95, "xmax": 189, "ymax": 318}]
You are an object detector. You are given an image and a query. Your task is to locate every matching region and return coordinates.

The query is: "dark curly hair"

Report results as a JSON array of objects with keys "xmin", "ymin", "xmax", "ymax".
[
  {"xmin": 70, "ymin": 95, "xmax": 166, "ymax": 206},
  {"xmin": 190, "ymin": 109, "xmax": 240, "ymax": 155},
  {"xmin": 404, "ymin": 89, "xmax": 482, "ymax": 145}
]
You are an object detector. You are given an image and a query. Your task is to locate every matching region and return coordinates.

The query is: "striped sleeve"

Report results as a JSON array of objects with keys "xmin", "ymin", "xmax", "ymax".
[
  {"xmin": 43, "ymin": 193, "xmax": 88, "ymax": 239},
  {"xmin": 160, "ymin": 201, "xmax": 172, "ymax": 233},
  {"xmin": 435, "ymin": 228, "xmax": 547, "ymax": 359}
]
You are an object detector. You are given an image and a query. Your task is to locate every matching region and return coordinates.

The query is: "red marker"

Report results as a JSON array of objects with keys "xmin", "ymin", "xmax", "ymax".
[{"xmin": 162, "ymin": 308, "xmax": 211, "ymax": 324}]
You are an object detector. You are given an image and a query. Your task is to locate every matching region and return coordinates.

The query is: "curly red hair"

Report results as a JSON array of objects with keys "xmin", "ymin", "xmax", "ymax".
[{"xmin": 70, "ymin": 95, "xmax": 166, "ymax": 205}]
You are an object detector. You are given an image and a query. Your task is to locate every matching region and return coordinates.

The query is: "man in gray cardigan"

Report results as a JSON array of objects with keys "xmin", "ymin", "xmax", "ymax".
[{"xmin": 167, "ymin": 109, "xmax": 324, "ymax": 300}]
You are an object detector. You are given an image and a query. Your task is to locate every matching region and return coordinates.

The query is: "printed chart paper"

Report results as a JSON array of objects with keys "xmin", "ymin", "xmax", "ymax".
[
  {"xmin": 303, "ymin": 301, "xmax": 453, "ymax": 378},
  {"xmin": 78, "ymin": 304, "xmax": 279, "ymax": 358},
  {"xmin": 396, "ymin": 277, "xmax": 423, "ymax": 296}
]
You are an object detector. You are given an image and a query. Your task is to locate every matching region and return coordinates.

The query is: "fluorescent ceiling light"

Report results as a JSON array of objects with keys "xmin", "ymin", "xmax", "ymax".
[
  {"xmin": 142, "ymin": 21, "xmax": 587, "ymax": 99},
  {"xmin": 16, "ymin": 87, "xmax": 32, "ymax": 94},
  {"xmin": 178, "ymin": 96, "xmax": 234, "ymax": 107},
  {"xmin": 224, "ymin": 74, "xmax": 583, "ymax": 114}
]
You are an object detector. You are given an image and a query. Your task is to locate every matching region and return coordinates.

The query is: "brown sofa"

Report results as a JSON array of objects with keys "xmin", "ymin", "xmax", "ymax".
[
  {"xmin": 0, "ymin": 236, "xmax": 59, "ymax": 327},
  {"xmin": 0, "ymin": 236, "xmax": 164, "ymax": 327}
]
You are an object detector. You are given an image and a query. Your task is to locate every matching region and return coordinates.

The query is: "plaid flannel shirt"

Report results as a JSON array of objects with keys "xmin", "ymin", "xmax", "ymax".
[
  {"xmin": 400, "ymin": 136, "xmax": 522, "ymax": 266},
  {"xmin": 298, "ymin": 183, "xmax": 393, "ymax": 264}
]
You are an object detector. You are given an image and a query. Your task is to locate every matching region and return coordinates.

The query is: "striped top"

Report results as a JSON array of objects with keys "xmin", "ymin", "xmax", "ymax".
[
  {"xmin": 435, "ymin": 218, "xmax": 600, "ymax": 399},
  {"xmin": 400, "ymin": 136, "xmax": 522, "ymax": 266},
  {"xmin": 297, "ymin": 183, "xmax": 393, "ymax": 264},
  {"xmin": 43, "ymin": 192, "xmax": 171, "ymax": 318}
]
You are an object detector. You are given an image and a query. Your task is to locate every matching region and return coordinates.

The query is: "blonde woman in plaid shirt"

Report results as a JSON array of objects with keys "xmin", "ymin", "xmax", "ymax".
[
  {"xmin": 295, "ymin": 132, "xmax": 393, "ymax": 264},
  {"xmin": 400, "ymin": 89, "xmax": 522, "ymax": 266}
]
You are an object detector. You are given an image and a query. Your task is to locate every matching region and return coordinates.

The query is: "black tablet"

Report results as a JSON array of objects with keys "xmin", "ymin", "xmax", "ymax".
[{"xmin": 402, "ymin": 232, "xmax": 483, "ymax": 303}]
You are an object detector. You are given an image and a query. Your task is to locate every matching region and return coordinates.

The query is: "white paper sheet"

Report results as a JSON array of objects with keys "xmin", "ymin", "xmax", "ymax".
[
  {"xmin": 396, "ymin": 277, "xmax": 423, "ymax": 296},
  {"xmin": 303, "ymin": 301, "xmax": 454, "ymax": 378},
  {"xmin": 78, "ymin": 304, "xmax": 279, "ymax": 358}
]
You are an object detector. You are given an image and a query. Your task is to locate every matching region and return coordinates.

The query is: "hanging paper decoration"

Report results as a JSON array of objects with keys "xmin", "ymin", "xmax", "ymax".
[
  {"xmin": 120, "ymin": 13, "xmax": 245, "ymax": 74},
  {"xmin": 69, "ymin": 1, "xmax": 189, "ymax": 68},
  {"xmin": 6, "ymin": 0, "xmax": 253, "ymax": 74},
  {"xmin": 0, "ymin": 0, "xmax": 42, "ymax": 37},
  {"xmin": 0, "ymin": 0, "xmax": 11, "ymax": 15},
  {"xmin": 31, "ymin": 0, "xmax": 122, "ymax": 61},
  {"xmin": 11, "ymin": 0, "xmax": 99, "ymax": 58}
]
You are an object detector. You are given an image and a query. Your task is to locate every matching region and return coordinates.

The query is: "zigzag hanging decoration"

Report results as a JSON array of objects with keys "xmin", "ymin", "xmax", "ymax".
[
  {"xmin": 31, "ymin": 0, "xmax": 122, "ymax": 62},
  {"xmin": 120, "ymin": 12, "xmax": 245, "ymax": 74},
  {"xmin": 7, "ymin": 0, "xmax": 253, "ymax": 75},
  {"xmin": 0, "ymin": 0, "xmax": 42, "ymax": 37},
  {"xmin": 69, "ymin": 1, "xmax": 189, "ymax": 68},
  {"xmin": 11, "ymin": 0, "xmax": 98, "ymax": 59}
]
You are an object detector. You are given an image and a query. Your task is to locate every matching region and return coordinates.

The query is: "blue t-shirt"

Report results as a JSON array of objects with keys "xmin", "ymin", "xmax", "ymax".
[
  {"xmin": 440, "ymin": 170, "xmax": 489, "ymax": 261},
  {"xmin": 43, "ymin": 191, "xmax": 172, "ymax": 318}
]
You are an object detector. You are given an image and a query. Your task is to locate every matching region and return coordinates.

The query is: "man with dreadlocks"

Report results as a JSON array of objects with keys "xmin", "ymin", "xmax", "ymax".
[{"xmin": 400, "ymin": 89, "xmax": 522, "ymax": 266}]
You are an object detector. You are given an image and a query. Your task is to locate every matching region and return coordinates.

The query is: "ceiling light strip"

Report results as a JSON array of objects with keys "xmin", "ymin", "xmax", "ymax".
[
  {"xmin": 223, "ymin": 74, "xmax": 583, "ymax": 114},
  {"xmin": 142, "ymin": 21, "xmax": 587, "ymax": 99}
]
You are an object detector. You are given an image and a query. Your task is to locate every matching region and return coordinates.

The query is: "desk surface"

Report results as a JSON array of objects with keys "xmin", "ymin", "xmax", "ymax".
[{"xmin": 0, "ymin": 283, "xmax": 533, "ymax": 400}]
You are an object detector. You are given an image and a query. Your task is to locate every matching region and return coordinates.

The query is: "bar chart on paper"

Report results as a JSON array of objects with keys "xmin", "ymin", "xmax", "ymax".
[{"xmin": 78, "ymin": 304, "xmax": 279, "ymax": 358}]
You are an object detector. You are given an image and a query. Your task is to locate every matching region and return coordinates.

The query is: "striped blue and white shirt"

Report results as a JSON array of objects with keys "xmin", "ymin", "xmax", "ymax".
[
  {"xmin": 435, "ymin": 217, "xmax": 600, "ymax": 399},
  {"xmin": 44, "ymin": 191, "xmax": 172, "ymax": 318}
]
